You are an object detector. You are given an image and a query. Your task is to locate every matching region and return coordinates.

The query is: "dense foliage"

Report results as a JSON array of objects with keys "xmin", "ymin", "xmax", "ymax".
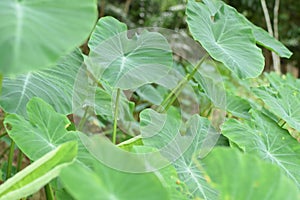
[{"xmin": 0, "ymin": 0, "xmax": 299, "ymax": 200}]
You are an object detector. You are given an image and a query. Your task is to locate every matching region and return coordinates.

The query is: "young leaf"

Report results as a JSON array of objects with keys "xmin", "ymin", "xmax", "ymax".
[
  {"xmin": 87, "ymin": 17, "xmax": 173, "ymax": 89},
  {"xmin": 0, "ymin": 49, "xmax": 83, "ymax": 116},
  {"xmin": 222, "ymin": 111, "xmax": 300, "ymax": 188},
  {"xmin": 202, "ymin": 147, "xmax": 300, "ymax": 200},
  {"xmin": 4, "ymin": 98, "xmax": 88, "ymax": 162},
  {"xmin": 0, "ymin": 142, "xmax": 77, "ymax": 200},
  {"xmin": 0, "ymin": 0, "xmax": 97, "ymax": 75},
  {"xmin": 60, "ymin": 161, "xmax": 170, "ymax": 200},
  {"xmin": 186, "ymin": 0, "xmax": 264, "ymax": 79}
]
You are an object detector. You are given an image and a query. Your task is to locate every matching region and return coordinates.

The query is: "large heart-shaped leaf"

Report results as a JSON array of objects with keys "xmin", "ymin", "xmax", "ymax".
[
  {"xmin": 4, "ymin": 98, "xmax": 88, "ymax": 162},
  {"xmin": 87, "ymin": 17, "xmax": 173, "ymax": 89},
  {"xmin": 0, "ymin": 49, "xmax": 83, "ymax": 116},
  {"xmin": 202, "ymin": 147, "xmax": 300, "ymax": 200},
  {"xmin": 222, "ymin": 111, "xmax": 300, "ymax": 188},
  {"xmin": 0, "ymin": 142, "xmax": 77, "ymax": 200},
  {"xmin": 141, "ymin": 108, "xmax": 219, "ymax": 199},
  {"xmin": 186, "ymin": 0, "xmax": 264, "ymax": 79},
  {"xmin": 0, "ymin": 0, "xmax": 97, "ymax": 75},
  {"xmin": 200, "ymin": 0, "xmax": 292, "ymax": 58},
  {"xmin": 253, "ymin": 85, "xmax": 300, "ymax": 132},
  {"xmin": 60, "ymin": 160, "xmax": 170, "ymax": 200}
]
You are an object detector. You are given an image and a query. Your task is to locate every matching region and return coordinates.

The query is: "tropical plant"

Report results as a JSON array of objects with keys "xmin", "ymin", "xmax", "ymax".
[{"xmin": 0, "ymin": 0, "xmax": 299, "ymax": 200}]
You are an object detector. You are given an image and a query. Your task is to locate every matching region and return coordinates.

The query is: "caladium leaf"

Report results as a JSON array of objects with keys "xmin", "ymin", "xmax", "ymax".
[
  {"xmin": 222, "ymin": 111, "xmax": 300, "ymax": 188},
  {"xmin": 4, "ymin": 98, "xmax": 89, "ymax": 163},
  {"xmin": 87, "ymin": 17, "xmax": 173, "ymax": 89},
  {"xmin": 186, "ymin": 0, "xmax": 264, "ymax": 79},
  {"xmin": 60, "ymin": 160, "xmax": 170, "ymax": 200},
  {"xmin": 0, "ymin": 0, "xmax": 97, "ymax": 75},
  {"xmin": 0, "ymin": 49, "xmax": 83, "ymax": 116},
  {"xmin": 253, "ymin": 85, "xmax": 300, "ymax": 132},
  {"xmin": 140, "ymin": 108, "xmax": 219, "ymax": 199},
  {"xmin": 202, "ymin": 147, "xmax": 300, "ymax": 200},
  {"xmin": 0, "ymin": 142, "xmax": 77, "ymax": 200}
]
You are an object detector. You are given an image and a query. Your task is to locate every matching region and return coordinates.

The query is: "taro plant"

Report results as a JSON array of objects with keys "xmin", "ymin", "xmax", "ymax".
[{"xmin": 0, "ymin": 0, "xmax": 300, "ymax": 200}]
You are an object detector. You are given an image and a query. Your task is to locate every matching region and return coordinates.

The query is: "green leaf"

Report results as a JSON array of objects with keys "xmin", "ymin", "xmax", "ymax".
[
  {"xmin": 253, "ymin": 85, "xmax": 300, "ymax": 132},
  {"xmin": 132, "ymin": 146, "xmax": 188, "ymax": 200},
  {"xmin": 141, "ymin": 108, "xmax": 219, "ymax": 199},
  {"xmin": 4, "ymin": 98, "xmax": 88, "ymax": 162},
  {"xmin": 223, "ymin": 2, "xmax": 292, "ymax": 58},
  {"xmin": 200, "ymin": 0, "xmax": 292, "ymax": 58},
  {"xmin": 0, "ymin": 142, "xmax": 77, "ymax": 200},
  {"xmin": 88, "ymin": 16, "xmax": 127, "ymax": 50},
  {"xmin": 202, "ymin": 0, "xmax": 222, "ymax": 15},
  {"xmin": 186, "ymin": 0, "xmax": 264, "ymax": 79},
  {"xmin": 226, "ymin": 93, "xmax": 251, "ymax": 119},
  {"xmin": 136, "ymin": 84, "xmax": 164, "ymax": 105},
  {"xmin": 0, "ymin": 0, "xmax": 97, "ymax": 75},
  {"xmin": 265, "ymin": 72, "xmax": 300, "ymax": 91},
  {"xmin": 60, "ymin": 160, "xmax": 170, "ymax": 200},
  {"xmin": 87, "ymin": 17, "xmax": 173, "ymax": 89},
  {"xmin": 222, "ymin": 111, "xmax": 300, "ymax": 188},
  {"xmin": 0, "ymin": 49, "xmax": 83, "ymax": 116},
  {"xmin": 202, "ymin": 147, "xmax": 300, "ymax": 200},
  {"xmin": 193, "ymin": 61, "xmax": 227, "ymax": 109},
  {"xmin": 249, "ymin": 25, "xmax": 292, "ymax": 58}
]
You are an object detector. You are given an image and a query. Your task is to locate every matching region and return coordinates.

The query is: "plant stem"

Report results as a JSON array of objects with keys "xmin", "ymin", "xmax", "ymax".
[
  {"xmin": 78, "ymin": 106, "xmax": 89, "ymax": 131},
  {"xmin": 112, "ymin": 88, "xmax": 121, "ymax": 144},
  {"xmin": 44, "ymin": 184, "xmax": 55, "ymax": 200},
  {"xmin": 6, "ymin": 139, "xmax": 15, "ymax": 180},
  {"xmin": 159, "ymin": 54, "xmax": 208, "ymax": 112},
  {"xmin": 117, "ymin": 135, "xmax": 142, "ymax": 147},
  {"xmin": 17, "ymin": 150, "xmax": 23, "ymax": 172}
]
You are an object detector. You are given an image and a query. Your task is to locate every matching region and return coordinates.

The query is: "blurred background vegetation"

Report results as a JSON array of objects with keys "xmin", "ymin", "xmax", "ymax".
[{"xmin": 96, "ymin": 0, "xmax": 300, "ymax": 76}]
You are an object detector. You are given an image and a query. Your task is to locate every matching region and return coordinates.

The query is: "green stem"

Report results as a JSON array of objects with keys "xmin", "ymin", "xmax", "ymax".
[
  {"xmin": 17, "ymin": 150, "xmax": 23, "ymax": 172},
  {"xmin": 78, "ymin": 106, "xmax": 89, "ymax": 131},
  {"xmin": 6, "ymin": 139, "xmax": 15, "ymax": 180},
  {"xmin": 112, "ymin": 89, "xmax": 121, "ymax": 144},
  {"xmin": 86, "ymin": 68, "xmax": 104, "ymax": 89},
  {"xmin": 117, "ymin": 135, "xmax": 142, "ymax": 147},
  {"xmin": 44, "ymin": 184, "xmax": 55, "ymax": 200},
  {"xmin": 159, "ymin": 54, "xmax": 208, "ymax": 112}
]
